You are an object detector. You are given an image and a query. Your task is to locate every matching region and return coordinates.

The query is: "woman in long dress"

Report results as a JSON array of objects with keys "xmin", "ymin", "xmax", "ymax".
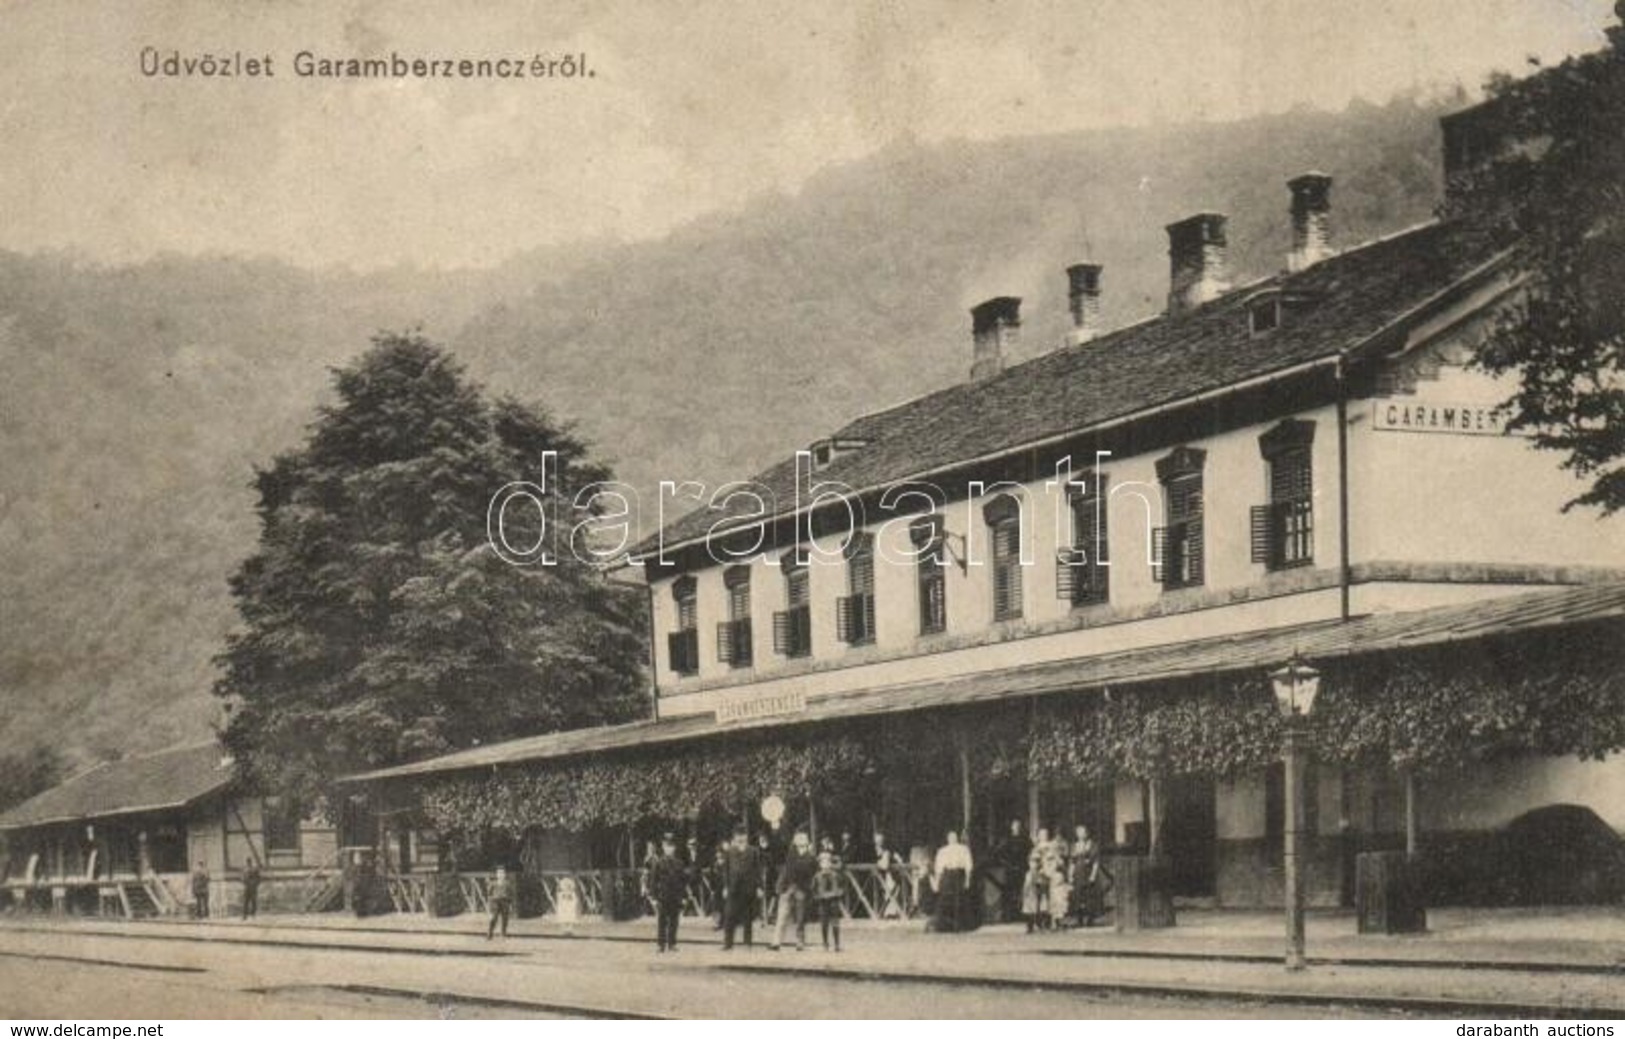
[
  {"xmin": 1069, "ymin": 824, "xmax": 1109, "ymax": 927},
  {"xmin": 1043, "ymin": 833, "xmax": 1071, "ymax": 931},
  {"xmin": 1021, "ymin": 833, "xmax": 1047, "ymax": 933}
]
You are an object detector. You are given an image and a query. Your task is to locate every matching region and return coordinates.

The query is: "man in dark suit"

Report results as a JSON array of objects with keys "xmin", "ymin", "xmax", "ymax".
[
  {"xmin": 771, "ymin": 829, "xmax": 817, "ymax": 951},
  {"xmin": 721, "ymin": 825, "xmax": 762, "ymax": 950},
  {"xmin": 996, "ymin": 819, "xmax": 1032, "ymax": 923},
  {"xmin": 649, "ymin": 833, "xmax": 688, "ymax": 952},
  {"xmin": 240, "ymin": 860, "xmax": 262, "ymax": 920},
  {"xmin": 190, "ymin": 861, "xmax": 211, "ymax": 919}
]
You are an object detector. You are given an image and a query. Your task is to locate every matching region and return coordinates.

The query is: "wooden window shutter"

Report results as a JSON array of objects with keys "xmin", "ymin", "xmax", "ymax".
[
  {"xmin": 1250, "ymin": 504, "xmax": 1272, "ymax": 564},
  {"xmin": 1065, "ymin": 474, "xmax": 1110, "ymax": 605},
  {"xmin": 836, "ymin": 595, "xmax": 854, "ymax": 644},
  {"xmin": 992, "ymin": 520, "xmax": 1023, "ymax": 620},
  {"xmin": 918, "ymin": 559, "xmax": 946, "ymax": 635},
  {"xmin": 1055, "ymin": 548, "xmax": 1079, "ymax": 601},
  {"xmin": 1151, "ymin": 526, "xmax": 1168, "ymax": 584},
  {"xmin": 773, "ymin": 611, "xmax": 792, "ymax": 655},
  {"xmin": 795, "ymin": 605, "xmax": 811, "ymax": 654},
  {"xmin": 1186, "ymin": 515, "xmax": 1205, "ymax": 585},
  {"xmin": 716, "ymin": 621, "xmax": 735, "ymax": 665},
  {"xmin": 667, "ymin": 629, "xmax": 697, "ymax": 675}
]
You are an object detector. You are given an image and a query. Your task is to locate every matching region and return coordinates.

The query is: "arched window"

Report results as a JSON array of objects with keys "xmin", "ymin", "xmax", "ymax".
[
  {"xmin": 717, "ymin": 566, "xmax": 753, "ymax": 668},
  {"xmin": 910, "ymin": 515, "xmax": 947, "ymax": 635},
  {"xmin": 1154, "ymin": 447, "xmax": 1206, "ymax": 590},
  {"xmin": 1057, "ymin": 471, "xmax": 1110, "ymax": 606},
  {"xmin": 837, "ymin": 533, "xmax": 876, "ymax": 645},
  {"xmin": 1252, "ymin": 420, "xmax": 1316, "ymax": 570},
  {"xmin": 984, "ymin": 494, "xmax": 1024, "ymax": 621},
  {"xmin": 667, "ymin": 575, "xmax": 699, "ymax": 676},
  {"xmin": 773, "ymin": 552, "xmax": 813, "ymax": 658}
]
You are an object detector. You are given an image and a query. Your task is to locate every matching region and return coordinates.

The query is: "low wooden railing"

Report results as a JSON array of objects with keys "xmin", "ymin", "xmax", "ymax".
[
  {"xmin": 11, "ymin": 864, "xmax": 944, "ymax": 922},
  {"xmin": 380, "ymin": 864, "xmax": 931, "ymax": 921}
]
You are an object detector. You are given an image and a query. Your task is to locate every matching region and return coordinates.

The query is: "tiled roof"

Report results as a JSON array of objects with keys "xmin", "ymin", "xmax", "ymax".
[
  {"xmin": 345, "ymin": 580, "xmax": 1625, "ymax": 783},
  {"xmin": 641, "ymin": 220, "xmax": 1506, "ymax": 553},
  {"xmin": 0, "ymin": 742, "xmax": 233, "ymax": 831}
]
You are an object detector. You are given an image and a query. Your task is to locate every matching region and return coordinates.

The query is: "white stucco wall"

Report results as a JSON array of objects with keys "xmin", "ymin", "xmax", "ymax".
[
  {"xmin": 1348, "ymin": 308, "xmax": 1625, "ymax": 574},
  {"xmin": 651, "ymin": 403, "xmax": 1347, "ymax": 710},
  {"xmin": 1418, "ymin": 754, "xmax": 1625, "ymax": 831}
]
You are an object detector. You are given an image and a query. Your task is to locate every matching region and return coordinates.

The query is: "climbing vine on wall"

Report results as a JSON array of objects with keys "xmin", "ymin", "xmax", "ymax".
[
  {"xmin": 420, "ymin": 733, "xmax": 873, "ymax": 837},
  {"xmin": 415, "ymin": 625, "xmax": 1625, "ymax": 836},
  {"xmin": 1311, "ymin": 627, "xmax": 1625, "ymax": 772},
  {"xmin": 1024, "ymin": 626, "xmax": 1625, "ymax": 782},
  {"xmin": 1026, "ymin": 676, "xmax": 1284, "ymax": 783}
]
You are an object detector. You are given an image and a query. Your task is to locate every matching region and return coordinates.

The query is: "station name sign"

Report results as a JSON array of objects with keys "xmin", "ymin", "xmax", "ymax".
[
  {"xmin": 715, "ymin": 690, "xmax": 807, "ymax": 724},
  {"xmin": 1373, "ymin": 399, "xmax": 1522, "ymax": 436}
]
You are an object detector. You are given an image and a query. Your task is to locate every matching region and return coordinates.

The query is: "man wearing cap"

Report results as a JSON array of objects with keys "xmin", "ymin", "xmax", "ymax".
[
  {"xmin": 486, "ymin": 865, "xmax": 515, "ymax": 939},
  {"xmin": 721, "ymin": 825, "xmax": 762, "ymax": 950},
  {"xmin": 649, "ymin": 833, "xmax": 688, "ymax": 952},
  {"xmin": 771, "ymin": 829, "xmax": 817, "ymax": 951}
]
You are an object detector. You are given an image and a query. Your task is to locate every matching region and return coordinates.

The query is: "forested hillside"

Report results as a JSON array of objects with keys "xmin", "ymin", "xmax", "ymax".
[{"xmin": 0, "ymin": 94, "xmax": 1452, "ymax": 766}]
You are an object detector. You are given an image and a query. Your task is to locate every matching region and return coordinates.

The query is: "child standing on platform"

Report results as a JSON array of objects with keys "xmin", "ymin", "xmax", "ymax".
[{"xmin": 812, "ymin": 851, "xmax": 844, "ymax": 952}]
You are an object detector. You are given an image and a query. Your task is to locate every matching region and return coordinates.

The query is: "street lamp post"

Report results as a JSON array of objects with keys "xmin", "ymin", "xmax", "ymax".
[{"xmin": 1269, "ymin": 655, "xmax": 1321, "ymax": 972}]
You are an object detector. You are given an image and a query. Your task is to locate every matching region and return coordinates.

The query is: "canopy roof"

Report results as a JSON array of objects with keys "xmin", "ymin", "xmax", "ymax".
[
  {"xmin": 347, "ymin": 580, "xmax": 1625, "ymax": 785},
  {"xmin": 0, "ymin": 742, "xmax": 232, "ymax": 831}
]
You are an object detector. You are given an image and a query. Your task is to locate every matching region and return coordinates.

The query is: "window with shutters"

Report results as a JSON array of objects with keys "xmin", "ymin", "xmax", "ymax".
[
  {"xmin": 1251, "ymin": 420, "xmax": 1315, "ymax": 571},
  {"xmin": 1153, "ymin": 447, "xmax": 1205, "ymax": 590},
  {"xmin": 773, "ymin": 557, "xmax": 813, "ymax": 658},
  {"xmin": 837, "ymin": 534, "xmax": 876, "ymax": 646},
  {"xmin": 717, "ymin": 566, "xmax": 753, "ymax": 668},
  {"xmin": 1057, "ymin": 472, "xmax": 1110, "ymax": 607},
  {"xmin": 263, "ymin": 797, "xmax": 301, "ymax": 857},
  {"xmin": 985, "ymin": 494, "xmax": 1024, "ymax": 621},
  {"xmin": 911, "ymin": 516, "xmax": 947, "ymax": 636},
  {"xmin": 667, "ymin": 575, "xmax": 700, "ymax": 676}
]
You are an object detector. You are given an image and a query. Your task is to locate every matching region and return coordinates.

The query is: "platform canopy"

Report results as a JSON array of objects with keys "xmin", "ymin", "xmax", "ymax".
[{"xmin": 346, "ymin": 580, "xmax": 1625, "ymax": 786}]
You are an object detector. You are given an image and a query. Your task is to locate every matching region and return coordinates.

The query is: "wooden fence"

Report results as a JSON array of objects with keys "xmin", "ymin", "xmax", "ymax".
[{"xmin": 382, "ymin": 864, "xmax": 933, "ymax": 920}]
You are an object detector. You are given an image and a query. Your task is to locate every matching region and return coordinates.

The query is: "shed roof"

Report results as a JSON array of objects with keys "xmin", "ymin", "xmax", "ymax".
[{"xmin": 0, "ymin": 742, "xmax": 233, "ymax": 831}]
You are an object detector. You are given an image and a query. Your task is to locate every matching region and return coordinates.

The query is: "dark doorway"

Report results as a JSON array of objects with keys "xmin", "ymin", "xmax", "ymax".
[{"xmin": 1164, "ymin": 774, "xmax": 1216, "ymax": 897}]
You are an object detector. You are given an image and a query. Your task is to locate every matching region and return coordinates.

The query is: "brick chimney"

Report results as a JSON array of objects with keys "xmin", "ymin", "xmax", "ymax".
[
  {"xmin": 970, "ymin": 296, "xmax": 1020, "ymax": 381},
  {"xmin": 1166, "ymin": 213, "xmax": 1229, "ymax": 314},
  {"xmin": 1066, "ymin": 263, "xmax": 1103, "ymax": 346},
  {"xmin": 1287, "ymin": 172, "xmax": 1333, "ymax": 272}
]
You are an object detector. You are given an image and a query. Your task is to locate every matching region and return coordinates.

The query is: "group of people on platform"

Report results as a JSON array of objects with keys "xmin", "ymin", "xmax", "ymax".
[
  {"xmin": 487, "ymin": 816, "xmax": 1119, "ymax": 951},
  {"xmin": 186, "ymin": 859, "xmax": 261, "ymax": 920},
  {"xmin": 994, "ymin": 820, "xmax": 1113, "ymax": 932},
  {"xmin": 636, "ymin": 822, "xmax": 1043, "ymax": 949},
  {"xmin": 651, "ymin": 826, "xmax": 848, "ymax": 952}
]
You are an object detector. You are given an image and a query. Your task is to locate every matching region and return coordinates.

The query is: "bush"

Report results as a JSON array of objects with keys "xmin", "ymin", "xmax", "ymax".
[
  {"xmin": 425, "ymin": 874, "xmax": 464, "ymax": 917},
  {"xmin": 602, "ymin": 870, "xmax": 646, "ymax": 921},
  {"xmin": 347, "ymin": 873, "xmax": 392, "ymax": 917},
  {"xmin": 515, "ymin": 873, "xmax": 548, "ymax": 918}
]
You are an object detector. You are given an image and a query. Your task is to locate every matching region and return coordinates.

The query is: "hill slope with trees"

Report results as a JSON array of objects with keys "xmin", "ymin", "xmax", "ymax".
[{"xmin": 0, "ymin": 94, "xmax": 1454, "ymax": 767}]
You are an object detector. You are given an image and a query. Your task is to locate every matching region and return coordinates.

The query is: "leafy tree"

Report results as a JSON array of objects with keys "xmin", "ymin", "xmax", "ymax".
[
  {"xmin": 0, "ymin": 744, "xmax": 65, "ymax": 813},
  {"xmin": 1448, "ymin": 7, "xmax": 1625, "ymax": 513},
  {"xmin": 216, "ymin": 333, "xmax": 648, "ymax": 813}
]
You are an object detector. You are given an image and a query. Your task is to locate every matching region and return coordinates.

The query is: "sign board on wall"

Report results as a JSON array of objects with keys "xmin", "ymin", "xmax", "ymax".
[
  {"xmin": 1373, "ymin": 399, "xmax": 1524, "ymax": 437},
  {"xmin": 715, "ymin": 690, "xmax": 807, "ymax": 724}
]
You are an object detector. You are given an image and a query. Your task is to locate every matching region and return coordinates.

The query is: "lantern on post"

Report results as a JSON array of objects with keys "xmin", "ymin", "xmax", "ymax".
[{"xmin": 1269, "ymin": 654, "xmax": 1321, "ymax": 971}]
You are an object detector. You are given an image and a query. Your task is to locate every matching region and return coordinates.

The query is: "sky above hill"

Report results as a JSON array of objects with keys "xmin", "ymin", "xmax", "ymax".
[{"xmin": 0, "ymin": 0, "xmax": 1614, "ymax": 269}]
